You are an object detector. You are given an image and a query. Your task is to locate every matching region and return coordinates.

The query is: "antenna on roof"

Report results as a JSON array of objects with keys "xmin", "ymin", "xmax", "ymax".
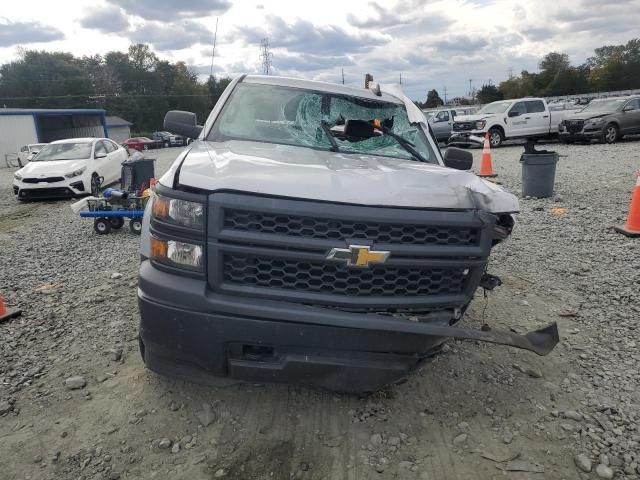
[{"xmin": 210, "ymin": 17, "xmax": 219, "ymax": 77}]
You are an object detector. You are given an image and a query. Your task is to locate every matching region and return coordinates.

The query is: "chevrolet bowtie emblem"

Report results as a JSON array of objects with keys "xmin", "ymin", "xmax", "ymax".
[{"xmin": 326, "ymin": 245, "xmax": 390, "ymax": 267}]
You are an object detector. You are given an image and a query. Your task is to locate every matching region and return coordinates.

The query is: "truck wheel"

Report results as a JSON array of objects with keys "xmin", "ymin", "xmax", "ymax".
[
  {"xmin": 488, "ymin": 128, "xmax": 503, "ymax": 148},
  {"xmin": 94, "ymin": 218, "xmax": 111, "ymax": 235},
  {"xmin": 129, "ymin": 218, "xmax": 142, "ymax": 235},
  {"xmin": 109, "ymin": 217, "xmax": 125, "ymax": 229},
  {"xmin": 604, "ymin": 123, "xmax": 619, "ymax": 144}
]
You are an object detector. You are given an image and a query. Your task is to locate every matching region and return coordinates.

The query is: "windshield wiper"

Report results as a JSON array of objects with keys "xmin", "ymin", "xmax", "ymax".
[
  {"xmin": 320, "ymin": 121, "xmax": 339, "ymax": 152},
  {"xmin": 379, "ymin": 127, "xmax": 427, "ymax": 163}
]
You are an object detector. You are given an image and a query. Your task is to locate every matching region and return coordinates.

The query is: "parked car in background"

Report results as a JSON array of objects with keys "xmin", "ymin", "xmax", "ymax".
[
  {"xmin": 558, "ymin": 96, "xmax": 640, "ymax": 144},
  {"xmin": 449, "ymin": 98, "xmax": 575, "ymax": 147},
  {"xmin": 428, "ymin": 107, "xmax": 479, "ymax": 143},
  {"xmin": 13, "ymin": 138, "xmax": 127, "ymax": 200},
  {"xmin": 123, "ymin": 137, "xmax": 161, "ymax": 151},
  {"xmin": 17, "ymin": 143, "xmax": 47, "ymax": 167},
  {"xmin": 152, "ymin": 131, "xmax": 189, "ymax": 147}
]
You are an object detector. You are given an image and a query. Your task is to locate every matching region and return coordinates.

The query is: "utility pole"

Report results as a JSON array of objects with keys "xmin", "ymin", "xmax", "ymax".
[
  {"xmin": 468, "ymin": 79, "xmax": 473, "ymax": 97},
  {"xmin": 399, "ymin": 72, "xmax": 402, "ymax": 85},
  {"xmin": 209, "ymin": 17, "xmax": 219, "ymax": 77},
  {"xmin": 508, "ymin": 68, "xmax": 513, "ymax": 80},
  {"xmin": 443, "ymin": 86, "xmax": 448, "ymax": 104},
  {"xmin": 259, "ymin": 38, "xmax": 273, "ymax": 75},
  {"xmin": 341, "ymin": 68, "xmax": 344, "ymax": 85}
]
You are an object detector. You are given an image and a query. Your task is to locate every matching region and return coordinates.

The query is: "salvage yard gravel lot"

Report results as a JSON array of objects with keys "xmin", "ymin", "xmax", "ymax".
[{"xmin": 1, "ymin": 141, "xmax": 639, "ymax": 480}]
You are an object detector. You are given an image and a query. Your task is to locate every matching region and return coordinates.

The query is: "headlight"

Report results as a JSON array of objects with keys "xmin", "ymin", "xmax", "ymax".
[
  {"xmin": 589, "ymin": 118, "xmax": 604, "ymax": 125},
  {"xmin": 65, "ymin": 167, "xmax": 86, "ymax": 178},
  {"xmin": 150, "ymin": 236, "xmax": 203, "ymax": 271},
  {"xmin": 14, "ymin": 173, "xmax": 23, "ymax": 181},
  {"xmin": 475, "ymin": 120, "xmax": 486, "ymax": 129},
  {"xmin": 152, "ymin": 194, "xmax": 205, "ymax": 230}
]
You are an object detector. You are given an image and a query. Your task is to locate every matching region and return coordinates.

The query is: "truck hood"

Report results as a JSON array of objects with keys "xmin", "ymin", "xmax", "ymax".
[
  {"xmin": 16, "ymin": 159, "xmax": 86, "ymax": 177},
  {"xmin": 454, "ymin": 114, "xmax": 493, "ymax": 123},
  {"xmin": 166, "ymin": 140, "xmax": 519, "ymax": 213},
  {"xmin": 564, "ymin": 110, "xmax": 615, "ymax": 121}
]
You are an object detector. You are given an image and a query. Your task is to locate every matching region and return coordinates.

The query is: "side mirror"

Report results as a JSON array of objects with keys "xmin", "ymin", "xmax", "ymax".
[
  {"xmin": 164, "ymin": 110, "xmax": 203, "ymax": 139},
  {"xmin": 508, "ymin": 110, "xmax": 521, "ymax": 117},
  {"xmin": 443, "ymin": 147, "xmax": 473, "ymax": 170},
  {"xmin": 95, "ymin": 152, "xmax": 108, "ymax": 159}
]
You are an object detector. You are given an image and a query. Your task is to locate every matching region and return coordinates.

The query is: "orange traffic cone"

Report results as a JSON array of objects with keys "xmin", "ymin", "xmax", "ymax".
[
  {"xmin": 0, "ymin": 295, "xmax": 22, "ymax": 323},
  {"xmin": 613, "ymin": 174, "xmax": 640, "ymax": 237},
  {"xmin": 478, "ymin": 133, "xmax": 497, "ymax": 178}
]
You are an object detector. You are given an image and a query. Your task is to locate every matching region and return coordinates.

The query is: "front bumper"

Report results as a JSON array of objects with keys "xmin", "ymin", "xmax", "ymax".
[
  {"xmin": 448, "ymin": 132, "xmax": 486, "ymax": 146},
  {"xmin": 558, "ymin": 125, "xmax": 604, "ymax": 141},
  {"xmin": 138, "ymin": 260, "xmax": 559, "ymax": 392}
]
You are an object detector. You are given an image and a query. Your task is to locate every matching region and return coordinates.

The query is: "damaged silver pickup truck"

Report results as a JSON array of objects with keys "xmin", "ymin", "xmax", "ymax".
[{"xmin": 137, "ymin": 75, "xmax": 559, "ymax": 392}]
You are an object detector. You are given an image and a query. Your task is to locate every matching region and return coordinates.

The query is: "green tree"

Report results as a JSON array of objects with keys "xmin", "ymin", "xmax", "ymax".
[
  {"xmin": 425, "ymin": 89, "xmax": 443, "ymax": 108},
  {"xmin": 476, "ymin": 84, "xmax": 503, "ymax": 103}
]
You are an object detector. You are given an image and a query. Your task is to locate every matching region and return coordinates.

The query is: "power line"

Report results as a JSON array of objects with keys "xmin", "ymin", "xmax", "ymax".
[{"xmin": 341, "ymin": 68, "xmax": 344, "ymax": 85}]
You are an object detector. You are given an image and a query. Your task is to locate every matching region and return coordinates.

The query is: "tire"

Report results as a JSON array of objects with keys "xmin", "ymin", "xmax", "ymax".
[
  {"xmin": 129, "ymin": 218, "xmax": 142, "ymax": 235},
  {"xmin": 488, "ymin": 128, "xmax": 503, "ymax": 148},
  {"xmin": 109, "ymin": 217, "xmax": 125, "ymax": 229},
  {"xmin": 604, "ymin": 123, "xmax": 619, "ymax": 144},
  {"xmin": 94, "ymin": 218, "xmax": 111, "ymax": 235},
  {"xmin": 90, "ymin": 174, "xmax": 100, "ymax": 197}
]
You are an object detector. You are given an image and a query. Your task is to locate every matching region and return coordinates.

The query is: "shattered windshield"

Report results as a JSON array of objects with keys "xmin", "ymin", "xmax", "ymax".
[
  {"xmin": 209, "ymin": 83, "xmax": 435, "ymax": 163},
  {"xmin": 478, "ymin": 101, "xmax": 512, "ymax": 114}
]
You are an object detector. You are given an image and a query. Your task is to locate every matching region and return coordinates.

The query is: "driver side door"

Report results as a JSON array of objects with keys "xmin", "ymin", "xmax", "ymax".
[
  {"xmin": 93, "ymin": 141, "xmax": 114, "ymax": 184},
  {"xmin": 430, "ymin": 110, "xmax": 451, "ymax": 141},
  {"xmin": 506, "ymin": 101, "xmax": 528, "ymax": 137},
  {"xmin": 619, "ymin": 99, "xmax": 640, "ymax": 134}
]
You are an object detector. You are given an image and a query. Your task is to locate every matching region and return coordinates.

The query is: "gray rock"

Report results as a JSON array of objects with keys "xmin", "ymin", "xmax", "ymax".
[
  {"xmin": 195, "ymin": 403, "xmax": 216, "ymax": 427},
  {"xmin": 0, "ymin": 400, "xmax": 13, "ymax": 415},
  {"xmin": 453, "ymin": 433, "xmax": 467, "ymax": 445},
  {"xmin": 110, "ymin": 272, "xmax": 122, "ymax": 280},
  {"xmin": 595, "ymin": 464, "xmax": 614, "ymax": 479},
  {"xmin": 399, "ymin": 461, "xmax": 413, "ymax": 469},
  {"xmin": 214, "ymin": 468, "xmax": 228, "ymax": 478},
  {"xmin": 171, "ymin": 443, "xmax": 180, "ymax": 454},
  {"xmin": 388, "ymin": 436, "xmax": 400, "ymax": 446},
  {"xmin": 575, "ymin": 454, "xmax": 592, "ymax": 473},
  {"xmin": 525, "ymin": 367, "xmax": 543, "ymax": 379},
  {"xmin": 111, "ymin": 349, "xmax": 122, "ymax": 362},
  {"xmin": 158, "ymin": 438, "xmax": 172, "ymax": 449},
  {"xmin": 502, "ymin": 430, "xmax": 513, "ymax": 444},
  {"xmin": 563, "ymin": 410, "xmax": 583, "ymax": 421},
  {"xmin": 65, "ymin": 376, "xmax": 87, "ymax": 390},
  {"xmin": 370, "ymin": 433, "xmax": 383, "ymax": 448}
]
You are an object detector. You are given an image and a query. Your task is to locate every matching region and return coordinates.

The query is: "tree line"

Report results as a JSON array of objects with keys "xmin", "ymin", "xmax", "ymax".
[
  {"xmin": 420, "ymin": 37, "xmax": 640, "ymax": 107},
  {"xmin": 0, "ymin": 44, "xmax": 232, "ymax": 134}
]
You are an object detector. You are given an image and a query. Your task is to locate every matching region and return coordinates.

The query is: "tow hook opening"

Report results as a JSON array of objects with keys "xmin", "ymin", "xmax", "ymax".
[{"xmin": 242, "ymin": 344, "xmax": 276, "ymax": 361}]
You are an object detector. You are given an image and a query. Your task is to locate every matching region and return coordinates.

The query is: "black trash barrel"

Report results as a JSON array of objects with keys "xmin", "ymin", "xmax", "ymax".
[{"xmin": 520, "ymin": 153, "xmax": 558, "ymax": 198}]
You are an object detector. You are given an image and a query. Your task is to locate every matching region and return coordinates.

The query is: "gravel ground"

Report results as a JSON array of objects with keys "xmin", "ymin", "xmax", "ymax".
[{"xmin": 1, "ymin": 140, "xmax": 639, "ymax": 480}]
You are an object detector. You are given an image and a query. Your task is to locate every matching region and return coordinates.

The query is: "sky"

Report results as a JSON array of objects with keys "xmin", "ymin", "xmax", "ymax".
[{"xmin": 1, "ymin": 0, "xmax": 639, "ymax": 100}]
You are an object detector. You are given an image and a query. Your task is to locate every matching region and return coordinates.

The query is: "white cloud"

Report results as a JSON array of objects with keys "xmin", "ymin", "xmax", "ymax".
[{"xmin": 0, "ymin": 0, "xmax": 639, "ymax": 99}]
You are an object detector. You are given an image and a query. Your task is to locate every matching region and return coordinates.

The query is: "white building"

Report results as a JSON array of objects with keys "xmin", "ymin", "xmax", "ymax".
[
  {"xmin": 0, "ymin": 108, "xmax": 107, "ymax": 167},
  {"xmin": 106, "ymin": 116, "xmax": 133, "ymax": 143}
]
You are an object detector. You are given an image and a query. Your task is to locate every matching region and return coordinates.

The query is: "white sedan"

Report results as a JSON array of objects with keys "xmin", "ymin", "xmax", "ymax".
[{"xmin": 12, "ymin": 138, "xmax": 128, "ymax": 200}]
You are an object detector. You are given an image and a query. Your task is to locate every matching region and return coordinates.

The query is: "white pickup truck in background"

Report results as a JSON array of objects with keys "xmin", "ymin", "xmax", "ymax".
[{"xmin": 448, "ymin": 98, "xmax": 577, "ymax": 147}]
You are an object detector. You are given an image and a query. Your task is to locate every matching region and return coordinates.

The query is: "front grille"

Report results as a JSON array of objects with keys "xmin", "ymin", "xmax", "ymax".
[
  {"xmin": 223, "ymin": 254, "xmax": 467, "ymax": 297},
  {"xmin": 22, "ymin": 176, "xmax": 65, "ymax": 184},
  {"xmin": 453, "ymin": 122, "xmax": 473, "ymax": 131},
  {"xmin": 209, "ymin": 193, "xmax": 494, "ymax": 310},
  {"xmin": 566, "ymin": 120, "xmax": 584, "ymax": 134},
  {"xmin": 223, "ymin": 209, "xmax": 480, "ymax": 246},
  {"xmin": 19, "ymin": 187, "xmax": 72, "ymax": 198}
]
